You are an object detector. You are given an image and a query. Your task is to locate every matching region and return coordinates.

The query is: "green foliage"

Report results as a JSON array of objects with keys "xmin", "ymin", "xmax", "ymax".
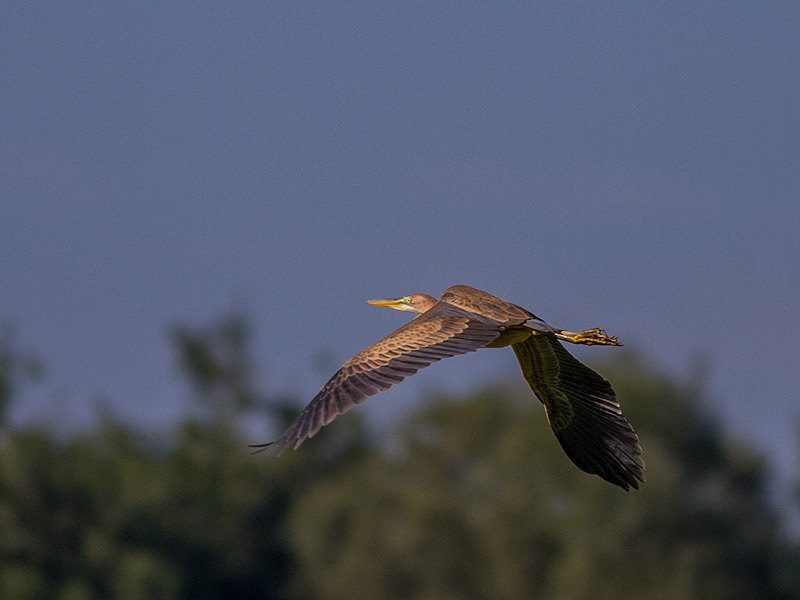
[
  {"xmin": 0, "ymin": 326, "xmax": 44, "ymax": 427},
  {"xmin": 170, "ymin": 315, "xmax": 259, "ymax": 416},
  {"xmin": 0, "ymin": 422, "xmax": 293, "ymax": 599},
  {"xmin": 0, "ymin": 322, "xmax": 797, "ymax": 599}
]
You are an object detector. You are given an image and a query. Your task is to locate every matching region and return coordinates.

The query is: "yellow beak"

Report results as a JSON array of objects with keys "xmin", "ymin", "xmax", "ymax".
[{"xmin": 366, "ymin": 298, "xmax": 405, "ymax": 308}]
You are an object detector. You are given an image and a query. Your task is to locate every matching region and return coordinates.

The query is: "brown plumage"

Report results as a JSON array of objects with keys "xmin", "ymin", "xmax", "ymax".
[{"xmin": 252, "ymin": 285, "xmax": 644, "ymax": 490}]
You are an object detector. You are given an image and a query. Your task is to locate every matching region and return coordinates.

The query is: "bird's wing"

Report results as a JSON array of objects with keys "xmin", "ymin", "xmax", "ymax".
[
  {"xmin": 512, "ymin": 334, "xmax": 644, "ymax": 490},
  {"xmin": 257, "ymin": 302, "xmax": 504, "ymax": 452}
]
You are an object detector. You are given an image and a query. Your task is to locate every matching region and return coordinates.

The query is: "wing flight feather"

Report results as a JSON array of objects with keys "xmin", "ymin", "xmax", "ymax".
[
  {"xmin": 512, "ymin": 334, "xmax": 645, "ymax": 490},
  {"xmin": 260, "ymin": 302, "xmax": 504, "ymax": 452}
]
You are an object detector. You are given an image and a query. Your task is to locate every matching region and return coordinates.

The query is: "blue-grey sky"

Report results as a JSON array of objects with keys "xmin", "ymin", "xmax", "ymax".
[{"xmin": 2, "ymin": 3, "xmax": 798, "ymax": 493}]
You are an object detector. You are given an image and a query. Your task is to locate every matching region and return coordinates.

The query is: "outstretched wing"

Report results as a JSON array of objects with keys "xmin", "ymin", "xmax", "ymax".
[
  {"xmin": 512, "ymin": 334, "xmax": 644, "ymax": 490},
  {"xmin": 256, "ymin": 302, "xmax": 504, "ymax": 452}
]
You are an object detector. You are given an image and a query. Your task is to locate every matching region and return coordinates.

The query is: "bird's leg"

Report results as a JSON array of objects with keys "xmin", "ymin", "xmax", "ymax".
[{"xmin": 555, "ymin": 328, "xmax": 621, "ymax": 346}]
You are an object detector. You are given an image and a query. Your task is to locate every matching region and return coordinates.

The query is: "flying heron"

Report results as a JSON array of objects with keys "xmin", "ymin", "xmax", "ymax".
[{"xmin": 253, "ymin": 285, "xmax": 644, "ymax": 490}]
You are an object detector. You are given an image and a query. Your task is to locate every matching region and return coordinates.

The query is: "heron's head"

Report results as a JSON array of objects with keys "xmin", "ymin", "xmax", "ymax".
[{"xmin": 367, "ymin": 293, "xmax": 437, "ymax": 314}]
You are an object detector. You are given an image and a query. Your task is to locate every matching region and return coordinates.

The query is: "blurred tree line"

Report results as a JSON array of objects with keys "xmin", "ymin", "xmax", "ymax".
[{"xmin": 0, "ymin": 317, "xmax": 798, "ymax": 599}]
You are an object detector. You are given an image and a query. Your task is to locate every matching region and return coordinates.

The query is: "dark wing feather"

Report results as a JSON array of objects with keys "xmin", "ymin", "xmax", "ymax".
[
  {"xmin": 512, "ymin": 334, "xmax": 644, "ymax": 490},
  {"xmin": 257, "ymin": 302, "xmax": 504, "ymax": 452}
]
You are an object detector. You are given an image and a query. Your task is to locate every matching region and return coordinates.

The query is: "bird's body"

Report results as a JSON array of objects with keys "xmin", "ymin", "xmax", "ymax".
[{"xmin": 254, "ymin": 285, "xmax": 644, "ymax": 490}]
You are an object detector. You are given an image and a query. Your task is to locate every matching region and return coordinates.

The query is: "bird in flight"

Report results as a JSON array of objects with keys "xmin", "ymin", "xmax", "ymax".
[{"xmin": 253, "ymin": 285, "xmax": 644, "ymax": 490}]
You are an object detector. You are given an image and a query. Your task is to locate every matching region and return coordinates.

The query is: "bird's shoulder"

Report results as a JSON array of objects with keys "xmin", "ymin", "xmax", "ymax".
[{"xmin": 440, "ymin": 285, "xmax": 533, "ymax": 323}]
